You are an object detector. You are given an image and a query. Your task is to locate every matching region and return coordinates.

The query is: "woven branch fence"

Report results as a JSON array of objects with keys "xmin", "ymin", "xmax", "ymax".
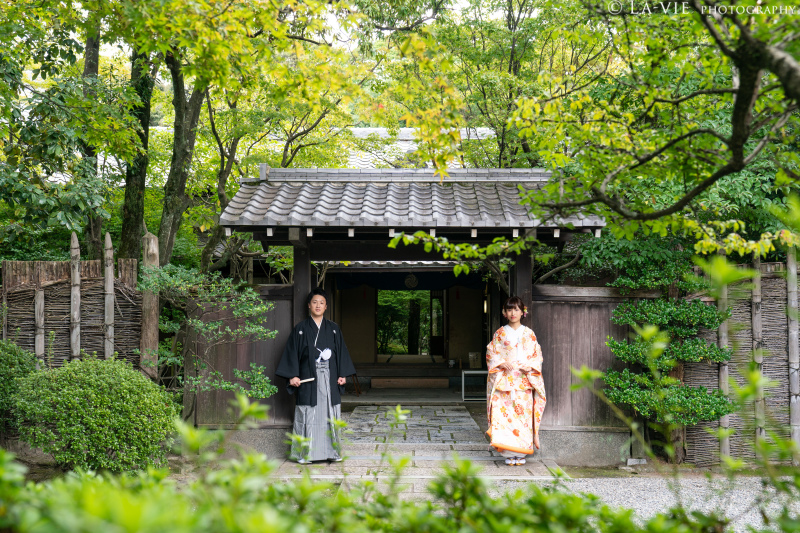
[
  {"xmin": 685, "ymin": 259, "xmax": 799, "ymax": 466},
  {"xmin": 1, "ymin": 232, "xmax": 158, "ymax": 372}
]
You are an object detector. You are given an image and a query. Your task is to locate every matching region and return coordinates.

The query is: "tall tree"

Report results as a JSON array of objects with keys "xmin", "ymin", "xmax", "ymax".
[
  {"xmin": 511, "ymin": 0, "xmax": 799, "ymax": 250},
  {"xmin": 118, "ymin": 51, "xmax": 155, "ymax": 261}
]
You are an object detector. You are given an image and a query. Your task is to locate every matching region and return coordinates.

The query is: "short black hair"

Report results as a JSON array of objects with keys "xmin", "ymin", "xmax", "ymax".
[
  {"xmin": 503, "ymin": 296, "xmax": 525, "ymax": 311},
  {"xmin": 306, "ymin": 288, "xmax": 328, "ymax": 306}
]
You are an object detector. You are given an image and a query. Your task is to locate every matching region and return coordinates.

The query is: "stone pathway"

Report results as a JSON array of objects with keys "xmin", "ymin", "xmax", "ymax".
[{"xmin": 273, "ymin": 405, "xmax": 558, "ymax": 497}]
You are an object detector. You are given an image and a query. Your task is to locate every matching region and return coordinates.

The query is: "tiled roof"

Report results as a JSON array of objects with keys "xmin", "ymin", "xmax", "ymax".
[{"xmin": 220, "ymin": 168, "xmax": 605, "ymax": 229}]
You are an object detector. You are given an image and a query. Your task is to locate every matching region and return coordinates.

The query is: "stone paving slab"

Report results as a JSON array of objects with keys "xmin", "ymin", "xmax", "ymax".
[{"xmin": 270, "ymin": 404, "xmax": 555, "ymax": 489}]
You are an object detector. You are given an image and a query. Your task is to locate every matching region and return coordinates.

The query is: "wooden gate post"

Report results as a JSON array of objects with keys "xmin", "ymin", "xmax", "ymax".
[
  {"xmin": 291, "ymin": 228, "xmax": 310, "ymax": 327},
  {"xmin": 516, "ymin": 248, "xmax": 533, "ymax": 329},
  {"xmin": 787, "ymin": 247, "xmax": 799, "ymax": 464},
  {"xmin": 104, "ymin": 233, "xmax": 115, "ymax": 359},
  {"xmin": 70, "ymin": 232, "xmax": 81, "ymax": 360},
  {"xmin": 141, "ymin": 230, "xmax": 159, "ymax": 379}
]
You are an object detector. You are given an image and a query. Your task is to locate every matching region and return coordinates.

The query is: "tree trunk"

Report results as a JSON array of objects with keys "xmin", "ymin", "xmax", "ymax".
[
  {"xmin": 158, "ymin": 50, "xmax": 206, "ymax": 266},
  {"xmin": 81, "ymin": 30, "xmax": 103, "ymax": 260},
  {"xmin": 119, "ymin": 51, "xmax": 155, "ymax": 260},
  {"xmin": 408, "ymin": 299, "xmax": 420, "ymax": 355},
  {"xmin": 199, "ymin": 96, "xmax": 240, "ymax": 272}
]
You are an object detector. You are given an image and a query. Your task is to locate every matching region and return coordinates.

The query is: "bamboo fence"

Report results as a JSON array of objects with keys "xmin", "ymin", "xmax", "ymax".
[{"xmin": 1, "ymin": 232, "xmax": 149, "ymax": 369}]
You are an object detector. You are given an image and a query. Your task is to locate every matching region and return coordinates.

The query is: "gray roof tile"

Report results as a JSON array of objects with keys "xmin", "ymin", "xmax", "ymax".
[{"xmin": 220, "ymin": 168, "xmax": 604, "ymax": 229}]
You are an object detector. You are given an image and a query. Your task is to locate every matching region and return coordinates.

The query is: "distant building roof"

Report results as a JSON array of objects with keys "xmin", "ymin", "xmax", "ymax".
[
  {"xmin": 220, "ymin": 167, "xmax": 604, "ymax": 229},
  {"xmin": 346, "ymin": 127, "xmax": 495, "ymax": 168}
]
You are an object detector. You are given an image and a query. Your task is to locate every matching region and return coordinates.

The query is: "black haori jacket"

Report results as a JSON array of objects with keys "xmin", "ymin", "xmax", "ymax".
[{"xmin": 275, "ymin": 317, "xmax": 356, "ymax": 407}]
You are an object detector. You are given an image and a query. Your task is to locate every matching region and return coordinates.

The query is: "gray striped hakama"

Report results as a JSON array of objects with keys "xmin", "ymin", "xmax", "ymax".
[{"xmin": 289, "ymin": 360, "xmax": 342, "ymax": 462}]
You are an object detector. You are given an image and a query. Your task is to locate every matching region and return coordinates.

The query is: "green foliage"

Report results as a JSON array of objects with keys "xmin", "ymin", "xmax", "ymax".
[
  {"xmin": 611, "ymin": 299, "xmax": 729, "ymax": 339},
  {"xmin": 603, "ymin": 368, "xmax": 733, "ymax": 426},
  {"xmin": 509, "ymin": 0, "xmax": 800, "ymax": 256},
  {"xmin": 138, "ymin": 265, "xmax": 277, "ymax": 399},
  {"xmin": 14, "ymin": 357, "xmax": 177, "ymax": 472},
  {"xmin": 0, "ymin": 394, "xmax": 747, "ymax": 533},
  {"xmin": 605, "ymin": 298, "xmax": 734, "ymax": 428},
  {"xmin": 607, "ymin": 337, "xmax": 732, "ymax": 372},
  {"xmin": 579, "ymin": 234, "xmax": 704, "ymax": 293},
  {"xmin": 0, "ymin": 340, "xmax": 36, "ymax": 434},
  {"xmin": 376, "ymin": 291, "xmax": 430, "ymax": 354}
]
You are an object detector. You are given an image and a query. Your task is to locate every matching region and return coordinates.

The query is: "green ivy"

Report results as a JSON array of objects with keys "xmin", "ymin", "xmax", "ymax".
[
  {"xmin": 0, "ymin": 340, "xmax": 36, "ymax": 434},
  {"xmin": 604, "ymin": 369, "xmax": 733, "ymax": 426},
  {"xmin": 14, "ymin": 356, "xmax": 178, "ymax": 472}
]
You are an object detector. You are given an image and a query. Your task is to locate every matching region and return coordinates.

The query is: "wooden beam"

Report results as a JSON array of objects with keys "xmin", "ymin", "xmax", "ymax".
[
  {"xmin": 141, "ymin": 230, "xmax": 159, "ymax": 379},
  {"xmin": 308, "ymin": 241, "xmax": 447, "ymax": 261},
  {"xmin": 70, "ymin": 232, "xmax": 81, "ymax": 360},
  {"xmin": 104, "ymin": 233, "xmax": 114, "ymax": 359},
  {"xmin": 289, "ymin": 227, "xmax": 303, "ymax": 247}
]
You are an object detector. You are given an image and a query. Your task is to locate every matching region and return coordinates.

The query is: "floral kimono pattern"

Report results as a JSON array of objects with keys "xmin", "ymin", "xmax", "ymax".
[{"xmin": 486, "ymin": 325, "xmax": 546, "ymax": 455}]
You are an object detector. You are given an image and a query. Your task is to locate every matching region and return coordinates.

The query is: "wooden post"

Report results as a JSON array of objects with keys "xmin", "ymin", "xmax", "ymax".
[
  {"xmin": 292, "ymin": 228, "xmax": 311, "ymax": 327},
  {"xmin": 141, "ymin": 230, "xmax": 159, "ymax": 379},
  {"xmin": 752, "ymin": 253, "xmax": 765, "ymax": 441},
  {"xmin": 718, "ymin": 251, "xmax": 730, "ymax": 459},
  {"xmin": 104, "ymin": 233, "xmax": 115, "ymax": 359},
  {"xmin": 34, "ymin": 288, "xmax": 44, "ymax": 362},
  {"xmin": 788, "ymin": 247, "xmax": 800, "ymax": 464},
  {"xmin": 516, "ymin": 248, "xmax": 533, "ymax": 329},
  {"xmin": 70, "ymin": 232, "xmax": 81, "ymax": 360}
]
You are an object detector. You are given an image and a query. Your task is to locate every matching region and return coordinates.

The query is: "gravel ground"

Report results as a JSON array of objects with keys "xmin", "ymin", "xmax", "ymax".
[{"xmin": 493, "ymin": 476, "xmax": 794, "ymax": 532}]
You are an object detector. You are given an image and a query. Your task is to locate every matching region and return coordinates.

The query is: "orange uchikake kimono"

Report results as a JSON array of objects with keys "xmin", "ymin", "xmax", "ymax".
[{"xmin": 486, "ymin": 325, "xmax": 547, "ymax": 456}]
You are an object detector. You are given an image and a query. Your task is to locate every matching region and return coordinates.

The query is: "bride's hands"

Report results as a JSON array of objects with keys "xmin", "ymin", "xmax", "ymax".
[{"xmin": 497, "ymin": 362, "xmax": 514, "ymax": 372}]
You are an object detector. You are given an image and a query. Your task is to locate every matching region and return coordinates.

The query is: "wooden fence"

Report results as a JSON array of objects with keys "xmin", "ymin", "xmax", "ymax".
[{"xmin": 1, "ymin": 232, "xmax": 158, "ymax": 373}]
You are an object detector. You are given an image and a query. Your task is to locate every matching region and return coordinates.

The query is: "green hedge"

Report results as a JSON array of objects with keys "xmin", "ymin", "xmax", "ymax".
[
  {"xmin": 0, "ymin": 340, "xmax": 36, "ymax": 434},
  {"xmin": 14, "ymin": 357, "xmax": 177, "ymax": 472}
]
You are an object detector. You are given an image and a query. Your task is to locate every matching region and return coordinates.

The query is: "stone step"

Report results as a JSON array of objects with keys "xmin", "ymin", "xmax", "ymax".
[{"xmin": 371, "ymin": 377, "xmax": 449, "ymax": 389}]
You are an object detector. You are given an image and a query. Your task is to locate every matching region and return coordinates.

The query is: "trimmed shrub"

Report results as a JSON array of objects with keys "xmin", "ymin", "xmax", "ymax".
[
  {"xmin": 0, "ymin": 340, "xmax": 36, "ymax": 434},
  {"xmin": 15, "ymin": 357, "xmax": 177, "ymax": 472}
]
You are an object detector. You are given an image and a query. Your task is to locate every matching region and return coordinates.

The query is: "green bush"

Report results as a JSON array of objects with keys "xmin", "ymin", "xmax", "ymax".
[
  {"xmin": 14, "ymin": 357, "xmax": 177, "ymax": 472},
  {"xmin": 0, "ymin": 340, "xmax": 36, "ymax": 434}
]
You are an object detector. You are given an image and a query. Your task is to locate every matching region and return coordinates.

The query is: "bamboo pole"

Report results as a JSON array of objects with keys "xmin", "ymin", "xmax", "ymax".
[
  {"xmin": 141, "ymin": 230, "xmax": 159, "ymax": 379},
  {"xmin": 104, "ymin": 233, "xmax": 114, "ymax": 359},
  {"xmin": 788, "ymin": 247, "xmax": 799, "ymax": 464},
  {"xmin": 718, "ymin": 251, "xmax": 730, "ymax": 459},
  {"xmin": 1, "ymin": 261, "xmax": 6, "ymax": 341},
  {"xmin": 70, "ymin": 232, "xmax": 81, "ymax": 360},
  {"xmin": 753, "ymin": 253, "xmax": 765, "ymax": 441}
]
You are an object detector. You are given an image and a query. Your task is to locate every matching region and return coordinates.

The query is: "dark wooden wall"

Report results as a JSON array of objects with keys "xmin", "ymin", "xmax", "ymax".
[
  {"xmin": 531, "ymin": 286, "xmax": 638, "ymax": 428},
  {"xmin": 194, "ymin": 285, "xmax": 295, "ymax": 428}
]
